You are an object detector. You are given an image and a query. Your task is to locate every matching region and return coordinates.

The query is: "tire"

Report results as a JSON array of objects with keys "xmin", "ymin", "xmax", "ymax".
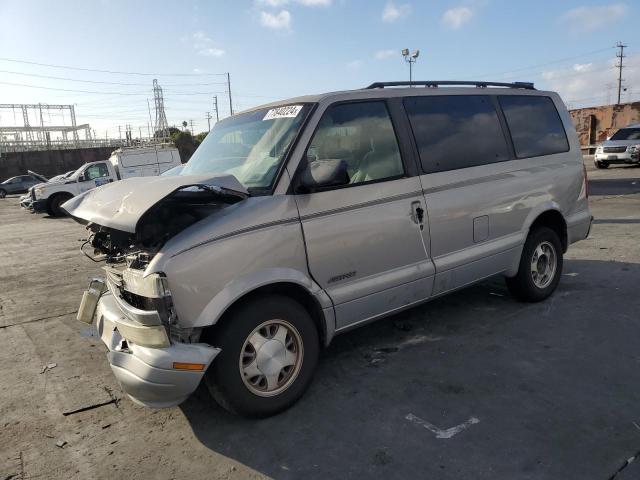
[
  {"xmin": 204, "ymin": 294, "xmax": 320, "ymax": 417},
  {"xmin": 0, "ymin": 189, "xmax": 6, "ymax": 199},
  {"xmin": 595, "ymin": 161, "xmax": 609, "ymax": 169},
  {"xmin": 48, "ymin": 194, "xmax": 72, "ymax": 217},
  {"xmin": 506, "ymin": 226, "xmax": 563, "ymax": 302}
]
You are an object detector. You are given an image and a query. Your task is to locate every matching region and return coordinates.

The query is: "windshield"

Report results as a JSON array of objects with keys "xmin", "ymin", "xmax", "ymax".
[
  {"xmin": 181, "ymin": 104, "xmax": 312, "ymax": 190},
  {"xmin": 610, "ymin": 128, "xmax": 640, "ymax": 141},
  {"xmin": 69, "ymin": 165, "xmax": 85, "ymax": 180}
]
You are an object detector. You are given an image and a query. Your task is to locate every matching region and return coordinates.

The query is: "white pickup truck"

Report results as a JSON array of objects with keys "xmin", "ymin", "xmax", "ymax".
[{"xmin": 32, "ymin": 144, "xmax": 181, "ymax": 216}]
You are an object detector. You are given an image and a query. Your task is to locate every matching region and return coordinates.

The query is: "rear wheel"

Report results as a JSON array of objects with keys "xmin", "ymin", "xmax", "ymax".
[
  {"xmin": 506, "ymin": 226, "xmax": 563, "ymax": 302},
  {"xmin": 0, "ymin": 189, "xmax": 6, "ymax": 199},
  {"xmin": 204, "ymin": 294, "xmax": 320, "ymax": 417},
  {"xmin": 48, "ymin": 194, "xmax": 72, "ymax": 217},
  {"xmin": 595, "ymin": 160, "xmax": 609, "ymax": 169}
]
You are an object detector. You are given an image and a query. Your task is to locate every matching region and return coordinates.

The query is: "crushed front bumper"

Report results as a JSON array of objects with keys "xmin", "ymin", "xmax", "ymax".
[
  {"xmin": 94, "ymin": 291, "xmax": 220, "ymax": 407},
  {"xmin": 31, "ymin": 198, "xmax": 48, "ymax": 213}
]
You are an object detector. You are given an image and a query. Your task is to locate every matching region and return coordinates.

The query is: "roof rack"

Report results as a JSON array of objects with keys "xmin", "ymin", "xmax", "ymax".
[{"xmin": 365, "ymin": 80, "xmax": 535, "ymax": 90}]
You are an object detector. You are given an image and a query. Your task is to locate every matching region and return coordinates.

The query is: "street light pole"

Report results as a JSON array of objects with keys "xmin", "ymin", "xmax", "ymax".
[{"xmin": 402, "ymin": 48, "xmax": 420, "ymax": 86}]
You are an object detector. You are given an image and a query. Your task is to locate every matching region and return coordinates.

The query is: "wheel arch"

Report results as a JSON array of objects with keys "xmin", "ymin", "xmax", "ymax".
[
  {"xmin": 527, "ymin": 209, "xmax": 568, "ymax": 253},
  {"xmin": 47, "ymin": 190, "xmax": 74, "ymax": 206},
  {"xmin": 193, "ymin": 269, "xmax": 335, "ymax": 347}
]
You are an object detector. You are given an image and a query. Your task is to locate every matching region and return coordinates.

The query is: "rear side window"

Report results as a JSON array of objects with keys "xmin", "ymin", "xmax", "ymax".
[
  {"xmin": 498, "ymin": 95, "xmax": 569, "ymax": 158},
  {"xmin": 404, "ymin": 95, "xmax": 510, "ymax": 173}
]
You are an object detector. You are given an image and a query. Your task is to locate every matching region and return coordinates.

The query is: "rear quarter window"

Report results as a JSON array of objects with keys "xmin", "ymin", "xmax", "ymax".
[
  {"xmin": 403, "ymin": 95, "xmax": 510, "ymax": 173},
  {"xmin": 498, "ymin": 95, "xmax": 569, "ymax": 158}
]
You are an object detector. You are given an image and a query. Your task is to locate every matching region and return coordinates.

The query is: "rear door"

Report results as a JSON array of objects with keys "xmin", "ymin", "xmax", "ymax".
[
  {"xmin": 404, "ymin": 94, "xmax": 520, "ymax": 294},
  {"xmin": 294, "ymin": 100, "xmax": 434, "ymax": 331}
]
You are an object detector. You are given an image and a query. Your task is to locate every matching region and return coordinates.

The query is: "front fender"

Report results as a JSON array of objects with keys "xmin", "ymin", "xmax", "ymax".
[{"xmin": 193, "ymin": 267, "xmax": 335, "ymax": 342}]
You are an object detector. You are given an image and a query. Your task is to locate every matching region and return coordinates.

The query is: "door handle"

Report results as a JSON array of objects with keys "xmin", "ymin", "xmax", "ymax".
[{"xmin": 411, "ymin": 201, "xmax": 425, "ymax": 229}]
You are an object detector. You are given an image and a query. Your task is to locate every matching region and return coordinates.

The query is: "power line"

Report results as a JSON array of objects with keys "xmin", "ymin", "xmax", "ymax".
[
  {"xmin": 0, "ymin": 56, "xmax": 227, "ymax": 76},
  {"xmin": 0, "ymin": 80, "xmax": 228, "ymax": 96},
  {"xmin": 472, "ymin": 46, "xmax": 616, "ymax": 80},
  {"xmin": 0, "ymin": 69, "xmax": 227, "ymax": 86}
]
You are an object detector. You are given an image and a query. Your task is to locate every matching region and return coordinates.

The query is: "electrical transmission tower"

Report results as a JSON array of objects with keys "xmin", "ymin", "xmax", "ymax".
[
  {"xmin": 615, "ymin": 42, "xmax": 627, "ymax": 105},
  {"xmin": 153, "ymin": 79, "xmax": 169, "ymax": 140}
]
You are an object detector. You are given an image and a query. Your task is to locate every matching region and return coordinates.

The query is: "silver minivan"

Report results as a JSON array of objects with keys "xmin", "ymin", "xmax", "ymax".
[{"xmin": 64, "ymin": 81, "xmax": 592, "ymax": 417}]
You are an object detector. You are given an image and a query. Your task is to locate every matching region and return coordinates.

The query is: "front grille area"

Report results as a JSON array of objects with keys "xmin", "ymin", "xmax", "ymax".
[
  {"xmin": 603, "ymin": 146, "xmax": 627, "ymax": 153},
  {"xmin": 121, "ymin": 289, "xmax": 157, "ymax": 311}
]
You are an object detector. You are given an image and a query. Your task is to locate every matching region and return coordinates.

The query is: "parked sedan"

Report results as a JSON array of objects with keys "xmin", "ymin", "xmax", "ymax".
[{"xmin": 0, "ymin": 173, "xmax": 48, "ymax": 198}]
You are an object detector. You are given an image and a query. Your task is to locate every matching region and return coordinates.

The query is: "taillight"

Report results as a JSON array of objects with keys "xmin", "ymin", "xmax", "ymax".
[{"xmin": 583, "ymin": 164, "xmax": 589, "ymax": 199}]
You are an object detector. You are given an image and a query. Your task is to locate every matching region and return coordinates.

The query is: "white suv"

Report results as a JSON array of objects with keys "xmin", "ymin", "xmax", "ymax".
[{"xmin": 594, "ymin": 124, "xmax": 640, "ymax": 168}]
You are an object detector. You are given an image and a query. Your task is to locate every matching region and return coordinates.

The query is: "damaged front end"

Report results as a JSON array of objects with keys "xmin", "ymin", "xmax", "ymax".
[
  {"xmin": 65, "ymin": 175, "xmax": 247, "ymax": 407},
  {"xmin": 79, "ymin": 181, "xmax": 247, "ymax": 344}
]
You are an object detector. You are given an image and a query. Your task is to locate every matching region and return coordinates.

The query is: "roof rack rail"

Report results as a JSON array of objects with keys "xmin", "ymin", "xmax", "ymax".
[{"xmin": 365, "ymin": 80, "xmax": 535, "ymax": 90}]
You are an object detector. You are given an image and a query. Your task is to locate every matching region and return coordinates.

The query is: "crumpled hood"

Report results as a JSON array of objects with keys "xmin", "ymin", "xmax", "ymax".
[{"xmin": 62, "ymin": 173, "xmax": 248, "ymax": 233}]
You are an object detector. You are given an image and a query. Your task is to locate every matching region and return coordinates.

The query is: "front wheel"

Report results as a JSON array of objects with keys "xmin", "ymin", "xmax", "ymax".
[
  {"xmin": 0, "ymin": 189, "xmax": 6, "ymax": 199},
  {"xmin": 506, "ymin": 226, "xmax": 563, "ymax": 302},
  {"xmin": 595, "ymin": 160, "xmax": 609, "ymax": 169},
  {"xmin": 48, "ymin": 194, "xmax": 72, "ymax": 217},
  {"xmin": 204, "ymin": 294, "xmax": 319, "ymax": 417}
]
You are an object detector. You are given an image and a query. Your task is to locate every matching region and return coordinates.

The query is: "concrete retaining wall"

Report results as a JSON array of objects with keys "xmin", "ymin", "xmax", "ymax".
[{"xmin": 0, "ymin": 147, "xmax": 116, "ymax": 181}]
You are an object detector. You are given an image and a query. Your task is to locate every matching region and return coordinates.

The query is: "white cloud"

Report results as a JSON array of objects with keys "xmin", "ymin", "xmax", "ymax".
[
  {"xmin": 198, "ymin": 47, "xmax": 225, "ymax": 57},
  {"xmin": 296, "ymin": 0, "xmax": 332, "ymax": 5},
  {"xmin": 256, "ymin": 0, "xmax": 289, "ymax": 6},
  {"xmin": 260, "ymin": 10, "xmax": 292, "ymax": 29},
  {"xmin": 192, "ymin": 68, "xmax": 202, "ymax": 73},
  {"xmin": 375, "ymin": 49, "xmax": 396, "ymax": 60},
  {"xmin": 540, "ymin": 53, "xmax": 640, "ymax": 107},
  {"xmin": 382, "ymin": 2, "xmax": 411, "ymax": 22},
  {"xmin": 441, "ymin": 6, "xmax": 473, "ymax": 29},
  {"xmin": 255, "ymin": 0, "xmax": 331, "ymax": 6},
  {"xmin": 573, "ymin": 63, "xmax": 593, "ymax": 73},
  {"xmin": 189, "ymin": 31, "xmax": 225, "ymax": 57},
  {"xmin": 347, "ymin": 59, "xmax": 364, "ymax": 69},
  {"xmin": 561, "ymin": 3, "xmax": 627, "ymax": 32}
]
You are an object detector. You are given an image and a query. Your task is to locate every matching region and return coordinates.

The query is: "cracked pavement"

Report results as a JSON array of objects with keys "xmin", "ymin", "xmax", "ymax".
[{"xmin": 1, "ymin": 158, "xmax": 639, "ymax": 479}]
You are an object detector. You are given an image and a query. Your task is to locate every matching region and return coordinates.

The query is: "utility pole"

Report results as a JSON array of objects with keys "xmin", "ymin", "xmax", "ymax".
[
  {"xmin": 206, "ymin": 112, "xmax": 212, "ymax": 132},
  {"xmin": 118, "ymin": 125, "xmax": 122, "ymax": 141},
  {"xmin": 615, "ymin": 41, "xmax": 627, "ymax": 105},
  {"xmin": 213, "ymin": 96, "xmax": 219, "ymax": 122},
  {"xmin": 227, "ymin": 73, "xmax": 233, "ymax": 116},
  {"xmin": 147, "ymin": 99, "xmax": 155, "ymax": 142},
  {"xmin": 189, "ymin": 119, "xmax": 194, "ymax": 134}
]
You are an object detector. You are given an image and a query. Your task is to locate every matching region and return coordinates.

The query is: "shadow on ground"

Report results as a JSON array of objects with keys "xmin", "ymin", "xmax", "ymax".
[
  {"xmin": 588, "ymin": 177, "xmax": 640, "ymax": 196},
  {"xmin": 180, "ymin": 259, "xmax": 640, "ymax": 480}
]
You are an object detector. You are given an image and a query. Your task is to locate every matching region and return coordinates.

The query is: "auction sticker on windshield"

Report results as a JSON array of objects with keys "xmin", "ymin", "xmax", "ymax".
[{"xmin": 263, "ymin": 105, "xmax": 303, "ymax": 121}]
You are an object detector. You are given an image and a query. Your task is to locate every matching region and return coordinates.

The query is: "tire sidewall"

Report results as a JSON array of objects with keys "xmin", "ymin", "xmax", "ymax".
[
  {"xmin": 0, "ymin": 189, "xmax": 6, "ymax": 199},
  {"xmin": 519, "ymin": 227, "xmax": 563, "ymax": 301},
  {"xmin": 50, "ymin": 194, "xmax": 71, "ymax": 217},
  {"xmin": 205, "ymin": 295, "xmax": 319, "ymax": 417}
]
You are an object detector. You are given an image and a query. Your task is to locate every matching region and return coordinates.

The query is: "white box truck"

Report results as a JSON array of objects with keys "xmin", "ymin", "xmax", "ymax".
[{"xmin": 31, "ymin": 144, "xmax": 181, "ymax": 216}]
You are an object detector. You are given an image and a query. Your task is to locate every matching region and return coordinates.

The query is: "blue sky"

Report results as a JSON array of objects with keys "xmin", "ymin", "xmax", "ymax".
[{"xmin": 0, "ymin": 0, "xmax": 637, "ymax": 138}]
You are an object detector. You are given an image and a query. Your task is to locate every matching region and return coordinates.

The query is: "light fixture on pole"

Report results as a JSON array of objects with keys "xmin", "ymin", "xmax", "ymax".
[{"xmin": 402, "ymin": 49, "xmax": 420, "ymax": 86}]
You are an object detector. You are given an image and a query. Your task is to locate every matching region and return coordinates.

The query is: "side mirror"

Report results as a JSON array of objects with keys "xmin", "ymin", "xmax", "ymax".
[{"xmin": 296, "ymin": 159, "xmax": 350, "ymax": 193}]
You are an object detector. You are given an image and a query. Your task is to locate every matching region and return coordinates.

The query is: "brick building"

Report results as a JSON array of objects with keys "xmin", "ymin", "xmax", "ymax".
[{"xmin": 569, "ymin": 102, "xmax": 640, "ymax": 147}]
